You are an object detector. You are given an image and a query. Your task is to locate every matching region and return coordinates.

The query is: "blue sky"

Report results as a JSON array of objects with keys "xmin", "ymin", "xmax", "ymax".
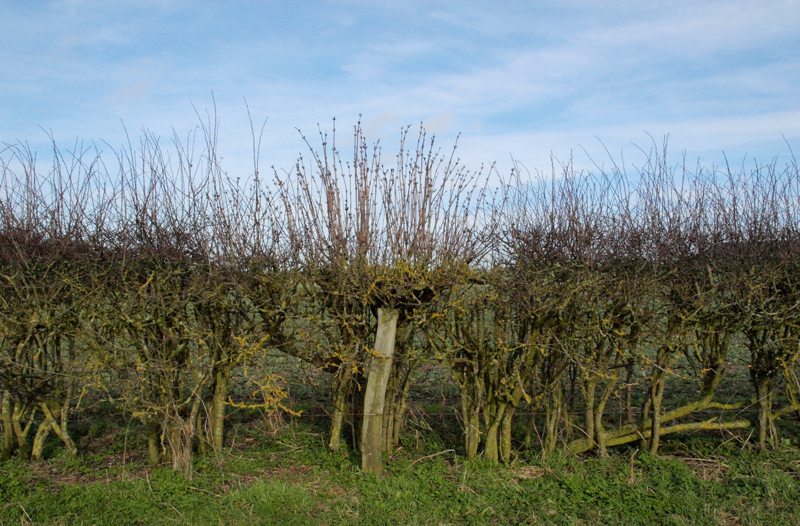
[{"xmin": 2, "ymin": 0, "xmax": 799, "ymax": 178}]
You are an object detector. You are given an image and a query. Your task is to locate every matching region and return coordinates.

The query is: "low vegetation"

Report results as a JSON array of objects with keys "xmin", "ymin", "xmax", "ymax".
[{"xmin": 2, "ymin": 408, "xmax": 800, "ymax": 525}]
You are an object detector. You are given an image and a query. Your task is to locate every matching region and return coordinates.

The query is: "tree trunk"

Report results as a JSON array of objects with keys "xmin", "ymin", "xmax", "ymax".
[
  {"xmin": 483, "ymin": 403, "xmax": 506, "ymax": 464},
  {"xmin": 12, "ymin": 402, "xmax": 35, "ymax": 460},
  {"xmin": 500, "ymin": 385, "xmax": 524, "ymax": 464},
  {"xmin": 544, "ymin": 386, "xmax": 563, "ymax": 455},
  {"xmin": 594, "ymin": 380, "xmax": 615, "ymax": 457},
  {"xmin": 1, "ymin": 392, "xmax": 13, "ymax": 459},
  {"xmin": 639, "ymin": 394, "xmax": 652, "ymax": 451},
  {"xmin": 349, "ymin": 378, "xmax": 366, "ymax": 450},
  {"xmin": 623, "ymin": 360, "xmax": 635, "ymax": 424},
  {"xmin": 458, "ymin": 377, "xmax": 483, "ymax": 460},
  {"xmin": 168, "ymin": 421, "xmax": 191, "ymax": 477},
  {"xmin": 567, "ymin": 396, "xmax": 745, "ymax": 455},
  {"xmin": 328, "ymin": 373, "xmax": 350, "ymax": 452},
  {"xmin": 754, "ymin": 376, "xmax": 776, "ymax": 450},
  {"xmin": 391, "ymin": 377, "xmax": 411, "ymax": 450},
  {"xmin": 582, "ymin": 376, "xmax": 596, "ymax": 449},
  {"xmin": 148, "ymin": 426, "xmax": 161, "ymax": 465},
  {"xmin": 383, "ymin": 362, "xmax": 413, "ymax": 452},
  {"xmin": 167, "ymin": 397, "xmax": 202, "ymax": 478},
  {"xmin": 648, "ymin": 376, "xmax": 666, "ymax": 455},
  {"xmin": 462, "ymin": 393, "xmax": 481, "ymax": 460},
  {"xmin": 41, "ymin": 401, "xmax": 77, "ymax": 457},
  {"xmin": 210, "ymin": 367, "xmax": 230, "ymax": 452},
  {"xmin": 500, "ymin": 405, "xmax": 515, "ymax": 464},
  {"xmin": 360, "ymin": 308, "xmax": 399, "ymax": 475},
  {"xmin": 567, "ymin": 418, "xmax": 751, "ymax": 454},
  {"xmin": 137, "ymin": 416, "xmax": 162, "ymax": 465},
  {"xmin": 31, "ymin": 419, "xmax": 52, "ymax": 461},
  {"xmin": 382, "ymin": 363, "xmax": 398, "ymax": 452},
  {"xmin": 383, "ymin": 323, "xmax": 416, "ymax": 453}
]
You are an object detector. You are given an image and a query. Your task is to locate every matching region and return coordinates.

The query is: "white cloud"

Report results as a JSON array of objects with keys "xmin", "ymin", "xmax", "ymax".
[{"xmin": 1, "ymin": 0, "xmax": 798, "ymax": 184}]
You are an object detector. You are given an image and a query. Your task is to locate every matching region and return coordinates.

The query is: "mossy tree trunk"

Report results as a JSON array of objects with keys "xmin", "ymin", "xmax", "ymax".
[
  {"xmin": 753, "ymin": 375, "xmax": 777, "ymax": 450},
  {"xmin": 379, "ymin": 323, "xmax": 417, "ymax": 452},
  {"xmin": 209, "ymin": 366, "xmax": 230, "ymax": 453},
  {"xmin": 360, "ymin": 308, "xmax": 399, "ymax": 474},
  {"xmin": 31, "ymin": 419, "xmax": 51, "ymax": 461},
  {"xmin": 12, "ymin": 401, "xmax": 35, "ymax": 460},
  {"xmin": 622, "ymin": 359, "xmax": 635, "ymax": 426},
  {"xmin": 500, "ymin": 384, "xmax": 525, "ymax": 464},
  {"xmin": 581, "ymin": 375, "xmax": 597, "ymax": 450},
  {"xmin": 382, "ymin": 358, "xmax": 414, "ymax": 453},
  {"xmin": 543, "ymin": 384, "xmax": 563, "ymax": 455},
  {"xmin": 145, "ymin": 420, "xmax": 161, "ymax": 465},
  {"xmin": 328, "ymin": 371, "xmax": 351, "ymax": 452},
  {"xmin": 460, "ymin": 386, "xmax": 482, "ymax": 460},
  {"xmin": 482, "ymin": 402, "xmax": 505, "ymax": 464},
  {"xmin": 1, "ymin": 392, "xmax": 13, "ymax": 459},
  {"xmin": 529, "ymin": 352, "xmax": 569, "ymax": 456},
  {"xmin": 593, "ymin": 372, "xmax": 619, "ymax": 457},
  {"xmin": 453, "ymin": 355, "xmax": 483, "ymax": 460},
  {"xmin": 647, "ymin": 374, "xmax": 666, "ymax": 454},
  {"xmin": 642, "ymin": 346, "xmax": 672, "ymax": 455},
  {"xmin": 747, "ymin": 329, "xmax": 781, "ymax": 450},
  {"xmin": 165, "ymin": 396, "xmax": 202, "ymax": 479},
  {"xmin": 500, "ymin": 406, "xmax": 515, "ymax": 464},
  {"xmin": 31, "ymin": 400, "xmax": 79, "ymax": 462}
]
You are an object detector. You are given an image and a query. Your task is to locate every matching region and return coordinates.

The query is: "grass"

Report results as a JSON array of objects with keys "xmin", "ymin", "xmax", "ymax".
[{"xmin": 3, "ymin": 415, "xmax": 800, "ymax": 525}]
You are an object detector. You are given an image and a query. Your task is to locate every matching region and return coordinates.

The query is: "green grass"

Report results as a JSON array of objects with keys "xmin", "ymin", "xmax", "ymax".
[
  {"xmin": 4, "ymin": 354, "xmax": 798, "ymax": 525},
  {"xmin": 3, "ymin": 419, "xmax": 800, "ymax": 526}
]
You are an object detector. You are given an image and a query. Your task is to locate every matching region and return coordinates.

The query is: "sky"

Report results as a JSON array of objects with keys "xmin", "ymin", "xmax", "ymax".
[{"xmin": 1, "ymin": 0, "xmax": 799, "ymax": 180}]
